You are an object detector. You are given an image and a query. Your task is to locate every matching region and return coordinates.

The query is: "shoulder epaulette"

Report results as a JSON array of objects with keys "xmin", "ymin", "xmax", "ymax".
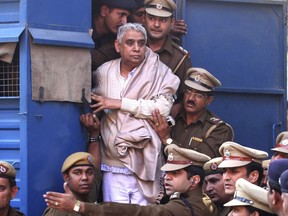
[
  {"xmin": 207, "ymin": 116, "xmax": 223, "ymax": 124},
  {"xmin": 171, "ymin": 41, "xmax": 189, "ymax": 55},
  {"xmin": 170, "ymin": 192, "xmax": 181, "ymax": 200}
]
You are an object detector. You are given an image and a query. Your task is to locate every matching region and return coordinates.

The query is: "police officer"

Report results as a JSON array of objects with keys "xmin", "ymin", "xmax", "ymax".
[
  {"xmin": 224, "ymin": 178, "xmax": 275, "ymax": 216},
  {"xmin": 280, "ymin": 169, "xmax": 288, "ymax": 214},
  {"xmin": 0, "ymin": 161, "xmax": 24, "ymax": 216},
  {"xmin": 43, "ymin": 144, "xmax": 218, "ymax": 216},
  {"xmin": 218, "ymin": 141, "xmax": 268, "ymax": 197},
  {"xmin": 150, "ymin": 67, "xmax": 234, "ymax": 158},
  {"xmin": 267, "ymin": 159, "xmax": 288, "ymax": 216},
  {"xmin": 144, "ymin": 0, "xmax": 192, "ymax": 108},
  {"xmin": 43, "ymin": 152, "xmax": 102, "ymax": 216},
  {"xmin": 203, "ymin": 157, "xmax": 232, "ymax": 216},
  {"xmin": 91, "ymin": 0, "xmax": 138, "ymax": 71},
  {"xmin": 271, "ymin": 131, "xmax": 288, "ymax": 161}
]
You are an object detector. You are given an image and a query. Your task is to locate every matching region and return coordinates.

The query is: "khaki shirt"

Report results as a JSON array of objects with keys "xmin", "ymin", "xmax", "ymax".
[
  {"xmin": 83, "ymin": 187, "xmax": 218, "ymax": 216},
  {"xmin": 42, "ymin": 208, "xmax": 81, "ymax": 216},
  {"xmin": 8, "ymin": 206, "xmax": 25, "ymax": 216},
  {"xmin": 155, "ymin": 36, "xmax": 192, "ymax": 98},
  {"xmin": 171, "ymin": 109, "xmax": 234, "ymax": 158}
]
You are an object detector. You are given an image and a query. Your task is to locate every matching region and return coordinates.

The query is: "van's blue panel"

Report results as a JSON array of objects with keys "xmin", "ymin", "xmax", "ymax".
[
  {"xmin": 182, "ymin": 0, "xmax": 287, "ymax": 155},
  {"xmin": 29, "ymin": 27, "xmax": 94, "ymax": 48},
  {"xmin": 27, "ymin": 0, "xmax": 91, "ymax": 31},
  {"xmin": 0, "ymin": 99, "xmax": 21, "ymax": 209},
  {"xmin": 25, "ymin": 101, "xmax": 88, "ymax": 215},
  {"xmin": 0, "ymin": 27, "xmax": 24, "ymax": 42},
  {"xmin": 0, "ymin": 0, "xmax": 20, "ymax": 24},
  {"xmin": 0, "ymin": 0, "xmax": 92, "ymax": 214}
]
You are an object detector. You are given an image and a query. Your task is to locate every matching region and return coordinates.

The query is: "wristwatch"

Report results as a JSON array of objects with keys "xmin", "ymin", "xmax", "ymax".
[
  {"xmin": 165, "ymin": 138, "xmax": 173, "ymax": 145},
  {"xmin": 73, "ymin": 200, "xmax": 81, "ymax": 212}
]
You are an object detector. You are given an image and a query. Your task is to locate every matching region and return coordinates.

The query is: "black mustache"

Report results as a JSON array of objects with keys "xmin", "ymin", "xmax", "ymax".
[{"xmin": 186, "ymin": 100, "xmax": 196, "ymax": 106}]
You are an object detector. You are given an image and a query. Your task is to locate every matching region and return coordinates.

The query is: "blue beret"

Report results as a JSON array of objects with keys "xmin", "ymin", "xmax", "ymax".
[
  {"xmin": 280, "ymin": 169, "xmax": 288, "ymax": 193},
  {"xmin": 268, "ymin": 159, "xmax": 288, "ymax": 187},
  {"xmin": 100, "ymin": 0, "xmax": 138, "ymax": 10}
]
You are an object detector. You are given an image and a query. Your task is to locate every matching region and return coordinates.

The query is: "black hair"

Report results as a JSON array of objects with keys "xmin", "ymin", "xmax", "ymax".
[
  {"xmin": 184, "ymin": 165, "xmax": 205, "ymax": 187},
  {"xmin": 245, "ymin": 161, "xmax": 263, "ymax": 186},
  {"xmin": 246, "ymin": 206, "xmax": 277, "ymax": 216},
  {"xmin": 8, "ymin": 178, "xmax": 16, "ymax": 188},
  {"xmin": 267, "ymin": 180, "xmax": 282, "ymax": 195}
]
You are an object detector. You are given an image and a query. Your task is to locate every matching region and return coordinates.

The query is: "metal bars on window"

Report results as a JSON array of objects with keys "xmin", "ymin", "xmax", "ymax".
[{"xmin": 0, "ymin": 45, "xmax": 19, "ymax": 97}]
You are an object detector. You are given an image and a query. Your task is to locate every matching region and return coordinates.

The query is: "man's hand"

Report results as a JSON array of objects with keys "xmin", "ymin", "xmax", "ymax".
[
  {"xmin": 171, "ymin": 19, "xmax": 187, "ymax": 36},
  {"xmin": 43, "ymin": 191, "xmax": 76, "ymax": 212},
  {"xmin": 90, "ymin": 93, "xmax": 121, "ymax": 113},
  {"xmin": 148, "ymin": 109, "xmax": 171, "ymax": 143},
  {"xmin": 80, "ymin": 113, "xmax": 100, "ymax": 137}
]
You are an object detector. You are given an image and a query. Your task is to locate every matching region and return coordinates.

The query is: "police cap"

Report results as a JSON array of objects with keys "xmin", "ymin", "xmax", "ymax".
[
  {"xmin": 161, "ymin": 144, "xmax": 211, "ymax": 171},
  {"xmin": 184, "ymin": 67, "xmax": 221, "ymax": 92},
  {"xmin": 145, "ymin": 0, "xmax": 176, "ymax": 17},
  {"xmin": 61, "ymin": 152, "xmax": 95, "ymax": 173}
]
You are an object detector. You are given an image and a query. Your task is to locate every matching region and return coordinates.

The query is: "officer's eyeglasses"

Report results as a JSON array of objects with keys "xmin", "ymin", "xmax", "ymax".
[{"xmin": 184, "ymin": 89, "xmax": 207, "ymax": 100}]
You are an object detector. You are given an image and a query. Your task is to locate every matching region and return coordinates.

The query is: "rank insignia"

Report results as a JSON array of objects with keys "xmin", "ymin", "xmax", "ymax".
[
  {"xmin": 0, "ymin": 165, "xmax": 7, "ymax": 174},
  {"xmin": 280, "ymin": 139, "xmax": 288, "ymax": 146},
  {"xmin": 168, "ymin": 153, "xmax": 174, "ymax": 161},
  {"xmin": 194, "ymin": 75, "xmax": 201, "ymax": 82},
  {"xmin": 210, "ymin": 162, "xmax": 218, "ymax": 171},
  {"xmin": 224, "ymin": 149, "xmax": 231, "ymax": 158},
  {"xmin": 156, "ymin": 3, "xmax": 163, "ymax": 9}
]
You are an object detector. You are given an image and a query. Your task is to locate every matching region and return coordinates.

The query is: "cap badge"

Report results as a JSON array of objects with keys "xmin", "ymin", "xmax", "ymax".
[
  {"xmin": 0, "ymin": 165, "xmax": 8, "ymax": 174},
  {"xmin": 168, "ymin": 153, "xmax": 174, "ymax": 161},
  {"xmin": 156, "ymin": 3, "xmax": 163, "ymax": 10},
  {"xmin": 194, "ymin": 75, "xmax": 201, "ymax": 82},
  {"xmin": 224, "ymin": 149, "xmax": 231, "ymax": 158},
  {"xmin": 280, "ymin": 139, "xmax": 288, "ymax": 146},
  {"xmin": 87, "ymin": 155, "xmax": 94, "ymax": 164},
  {"xmin": 210, "ymin": 162, "xmax": 218, "ymax": 171}
]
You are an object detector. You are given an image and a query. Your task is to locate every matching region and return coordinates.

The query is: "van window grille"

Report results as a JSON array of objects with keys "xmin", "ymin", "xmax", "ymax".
[{"xmin": 0, "ymin": 45, "xmax": 19, "ymax": 97}]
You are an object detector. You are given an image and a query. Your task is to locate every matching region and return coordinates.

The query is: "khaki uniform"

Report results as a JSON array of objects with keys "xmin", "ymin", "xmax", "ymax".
[
  {"xmin": 8, "ymin": 206, "xmax": 25, "ymax": 216},
  {"xmin": 156, "ymin": 36, "xmax": 192, "ymax": 97},
  {"xmin": 91, "ymin": 37, "xmax": 119, "ymax": 72},
  {"xmin": 83, "ymin": 188, "xmax": 218, "ymax": 216},
  {"xmin": 43, "ymin": 208, "xmax": 80, "ymax": 216},
  {"xmin": 171, "ymin": 109, "xmax": 234, "ymax": 158},
  {"xmin": 217, "ymin": 207, "xmax": 230, "ymax": 216}
]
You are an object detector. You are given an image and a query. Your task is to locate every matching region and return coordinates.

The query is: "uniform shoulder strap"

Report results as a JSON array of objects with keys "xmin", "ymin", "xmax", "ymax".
[
  {"xmin": 171, "ymin": 42, "xmax": 190, "ymax": 74},
  {"xmin": 205, "ymin": 121, "xmax": 234, "ymax": 141},
  {"xmin": 180, "ymin": 197, "xmax": 195, "ymax": 216}
]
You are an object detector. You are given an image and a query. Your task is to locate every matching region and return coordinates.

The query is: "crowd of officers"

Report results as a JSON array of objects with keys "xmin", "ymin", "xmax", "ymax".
[{"xmin": 2, "ymin": 0, "xmax": 288, "ymax": 215}]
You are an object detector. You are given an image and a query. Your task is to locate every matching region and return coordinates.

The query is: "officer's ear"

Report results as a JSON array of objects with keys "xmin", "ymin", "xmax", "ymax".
[
  {"xmin": 250, "ymin": 210, "xmax": 259, "ymax": 216},
  {"xmin": 62, "ymin": 173, "xmax": 69, "ymax": 182},
  {"xmin": 100, "ymin": 5, "xmax": 110, "ymax": 17},
  {"xmin": 247, "ymin": 170, "xmax": 259, "ymax": 185},
  {"xmin": 10, "ymin": 186, "xmax": 18, "ymax": 200},
  {"xmin": 190, "ymin": 175, "xmax": 200, "ymax": 186}
]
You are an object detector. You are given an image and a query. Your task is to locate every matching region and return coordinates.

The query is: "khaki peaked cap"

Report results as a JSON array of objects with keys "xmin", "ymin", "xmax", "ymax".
[
  {"xmin": 145, "ymin": 0, "xmax": 176, "ymax": 17},
  {"xmin": 161, "ymin": 144, "xmax": 211, "ymax": 171},
  {"xmin": 203, "ymin": 157, "xmax": 223, "ymax": 175},
  {"xmin": 224, "ymin": 178, "xmax": 273, "ymax": 214},
  {"xmin": 271, "ymin": 131, "xmax": 288, "ymax": 154},
  {"xmin": 218, "ymin": 141, "xmax": 268, "ymax": 168},
  {"xmin": 184, "ymin": 67, "xmax": 221, "ymax": 92},
  {"xmin": 61, "ymin": 152, "xmax": 95, "ymax": 173},
  {"xmin": 0, "ymin": 161, "xmax": 16, "ymax": 179}
]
